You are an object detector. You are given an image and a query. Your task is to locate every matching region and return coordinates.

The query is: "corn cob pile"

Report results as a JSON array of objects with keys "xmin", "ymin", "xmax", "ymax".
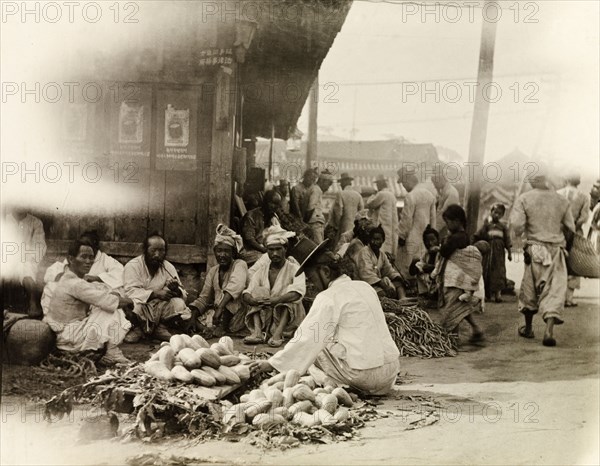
[{"xmin": 381, "ymin": 298, "xmax": 457, "ymax": 358}]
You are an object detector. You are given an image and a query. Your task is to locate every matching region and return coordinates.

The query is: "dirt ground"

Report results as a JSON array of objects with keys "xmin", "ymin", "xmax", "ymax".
[{"xmin": 2, "ymin": 260, "xmax": 599, "ymax": 465}]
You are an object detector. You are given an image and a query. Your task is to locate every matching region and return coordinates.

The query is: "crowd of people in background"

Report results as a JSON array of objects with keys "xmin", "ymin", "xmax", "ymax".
[{"xmin": 3, "ymin": 165, "xmax": 600, "ymax": 368}]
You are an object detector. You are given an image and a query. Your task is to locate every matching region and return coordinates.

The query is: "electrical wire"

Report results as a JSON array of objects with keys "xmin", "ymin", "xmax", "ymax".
[
  {"xmin": 322, "ymin": 107, "xmax": 545, "ymax": 126},
  {"xmin": 353, "ymin": 0, "xmax": 539, "ymax": 11},
  {"xmin": 336, "ymin": 72, "xmax": 558, "ymax": 87}
]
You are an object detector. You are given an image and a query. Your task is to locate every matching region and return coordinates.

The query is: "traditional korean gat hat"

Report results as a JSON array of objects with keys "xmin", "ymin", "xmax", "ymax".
[{"xmin": 290, "ymin": 237, "xmax": 335, "ymax": 277}]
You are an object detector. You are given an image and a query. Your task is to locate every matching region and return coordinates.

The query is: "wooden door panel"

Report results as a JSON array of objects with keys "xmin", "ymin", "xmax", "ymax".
[
  {"xmin": 113, "ymin": 168, "xmax": 151, "ymax": 242},
  {"xmin": 164, "ymin": 171, "xmax": 197, "ymax": 245}
]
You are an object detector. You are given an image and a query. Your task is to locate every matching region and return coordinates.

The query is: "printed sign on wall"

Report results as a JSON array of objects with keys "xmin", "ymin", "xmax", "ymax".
[
  {"xmin": 109, "ymin": 84, "xmax": 152, "ymax": 167},
  {"xmin": 198, "ymin": 48, "xmax": 234, "ymax": 67},
  {"xmin": 164, "ymin": 104, "xmax": 190, "ymax": 148},
  {"xmin": 156, "ymin": 89, "xmax": 198, "ymax": 171}
]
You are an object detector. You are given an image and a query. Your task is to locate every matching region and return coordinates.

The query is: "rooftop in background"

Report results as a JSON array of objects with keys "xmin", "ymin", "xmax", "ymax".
[
  {"xmin": 289, "ymin": 139, "xmax": 439, "ymax": 164},
  {"xmin": 255, "ymin": 138, "xmax": 441, "ymax": 197}
]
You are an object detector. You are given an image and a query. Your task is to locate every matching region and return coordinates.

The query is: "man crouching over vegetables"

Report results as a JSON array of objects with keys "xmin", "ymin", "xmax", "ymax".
[{"xmin": 248, "ymin": 238, "xmax": 400, "ymax": 395}]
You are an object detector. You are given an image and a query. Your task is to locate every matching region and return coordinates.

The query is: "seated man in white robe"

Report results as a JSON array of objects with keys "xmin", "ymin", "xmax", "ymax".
[
  {"xmin": 248, "ymin": 237, "xmax": 401, "ymax": 395},
  {"xmin": 44, "ymin": 239, "xmax": 133, "ymax": 365},
  {"xmin": 355, "ymin": 225, "xmax": 406, "ymax": 299},
  {"xmin": 242, "ymin": 226, "xmax": 306, "ymax": 348},
  {"xmin": 41, "ymin": 230, "xmax": 124, "ymax": 314},
  {"xmin": 247, "ymin": 251, "xmax": 300, "ymax": 283},
  {"xmin": 189, "ymin": 224, "xmax": 248, "ymax": 337},
  {"xmin": 123, "ymin": 233, "xmax": 191, "ymax": 342}
]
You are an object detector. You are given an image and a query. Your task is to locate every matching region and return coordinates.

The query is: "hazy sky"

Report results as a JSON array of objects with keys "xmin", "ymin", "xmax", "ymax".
[
  {"xmin": 1, "ymin": 0, "xmax": 598, "ymax": 212},
  {"xmin": 297, "ymin": 0, "xmax": 599, "ymax": 174}
]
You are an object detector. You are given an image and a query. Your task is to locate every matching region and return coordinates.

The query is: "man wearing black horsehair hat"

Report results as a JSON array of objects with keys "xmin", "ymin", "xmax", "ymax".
[{"xmin": 248, "ymin": 237, "xmax": 400, "ymax": 395}]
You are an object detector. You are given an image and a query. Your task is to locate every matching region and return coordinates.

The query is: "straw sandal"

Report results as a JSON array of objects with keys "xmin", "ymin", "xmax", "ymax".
[{"xmin": 518, "ymin": 326, "xmax": 535, "ymax": 339}]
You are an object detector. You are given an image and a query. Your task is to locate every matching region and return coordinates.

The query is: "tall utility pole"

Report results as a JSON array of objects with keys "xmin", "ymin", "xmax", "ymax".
[
  {"xmin": 307, "ymin": 75, "xmax": 319, "ymax": 169},
  {"xmin": 465, "ymin": 2, "xmax": 498, "ymax": 238}
]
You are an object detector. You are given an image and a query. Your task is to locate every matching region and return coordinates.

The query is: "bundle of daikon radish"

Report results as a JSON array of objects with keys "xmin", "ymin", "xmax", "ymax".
[
  {"xmin": 222, "ymin": 369, "xmax": 354, "ymax": 428},
  {"xmin": 144, "ymin": 334, "xmax": 251, "ymax": 386}
]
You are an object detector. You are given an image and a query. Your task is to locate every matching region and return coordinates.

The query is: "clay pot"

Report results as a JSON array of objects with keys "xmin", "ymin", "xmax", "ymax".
[{"xmin": 5, "ymin": 319, "xmax": 55, "ymax": 365}]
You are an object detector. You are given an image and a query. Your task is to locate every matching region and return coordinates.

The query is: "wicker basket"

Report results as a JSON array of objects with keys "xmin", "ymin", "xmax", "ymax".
[{"xmin": 567, "ymin": 233, "xmax": 600, "ymax": 278}]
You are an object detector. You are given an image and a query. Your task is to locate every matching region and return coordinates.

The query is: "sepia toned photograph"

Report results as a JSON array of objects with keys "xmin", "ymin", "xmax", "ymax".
[{"xmin": 1, "ymin": 1, "xmax": 598, "ymax": 464}]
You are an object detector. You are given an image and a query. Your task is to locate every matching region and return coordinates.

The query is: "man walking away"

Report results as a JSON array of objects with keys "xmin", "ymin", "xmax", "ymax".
[{"xmin": 511, "ymin": 168, "xmax": 575, "ymax": 347}]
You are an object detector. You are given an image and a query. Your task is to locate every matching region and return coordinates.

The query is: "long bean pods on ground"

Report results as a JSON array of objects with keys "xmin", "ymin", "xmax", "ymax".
[{"xmin": 380, "ymin": 298, "xmax": 457, "ymax": 358}]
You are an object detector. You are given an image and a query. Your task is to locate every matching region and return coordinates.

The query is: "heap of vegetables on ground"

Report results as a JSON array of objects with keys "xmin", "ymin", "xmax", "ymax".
[
  {"xmin": 145, "ymin": 334, "xmax": 249, "ymax": 386},
  {"xmin": 144, "ymin": 333, "xmax": 354, "ymax": 429}
]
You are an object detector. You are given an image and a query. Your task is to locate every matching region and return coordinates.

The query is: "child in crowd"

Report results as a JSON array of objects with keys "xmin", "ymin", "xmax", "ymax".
[
  {"xmin": 409, "ymin": 225, "xmax": 440, "ymax": 301},
  {"xmin": 474, "ymin": 203, "xmax": 512, "ymax": 302},
  {"xmin": 433, "ymin": 205, "xmax": 480, "ymax": 304},
  {"xmin": 432, "ymin": 204, "xmax": 485, "ymax": 344}
]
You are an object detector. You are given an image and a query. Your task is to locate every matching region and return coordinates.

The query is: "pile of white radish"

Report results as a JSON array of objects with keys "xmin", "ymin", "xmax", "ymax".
[
  {"xmin": 144, "ymin": 335, "xmax": 250, "ymax": 387},
  {"xmin": 222, "ymin": 369, "xmax": 354, "ymax": 428}
]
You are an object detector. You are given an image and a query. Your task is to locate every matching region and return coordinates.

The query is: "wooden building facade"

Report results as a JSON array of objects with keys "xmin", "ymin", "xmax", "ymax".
[{"xmin": 41, "ymin": 0, "xmax": 351, "ymax": 266}]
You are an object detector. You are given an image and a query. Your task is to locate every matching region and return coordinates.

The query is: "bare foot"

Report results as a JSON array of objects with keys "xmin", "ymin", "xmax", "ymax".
[
  {"xmin": 28, "ymin": 300, "xmax": 43, "ymax": 319},
  {"xmin": 243, "ymin": 333, "xmax": 264, "ymax": 344},
  {"xmin": 542, "ymin": 330, "xmax": 556, "ymax": 347}
]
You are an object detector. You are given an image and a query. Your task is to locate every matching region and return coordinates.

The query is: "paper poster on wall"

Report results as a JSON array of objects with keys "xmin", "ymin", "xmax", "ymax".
[
  {"xmin": 156, "ymin": 88, "xmax": 198, "ymax": 171},
  {"xmin": 109, "ymin": 84, "xmax": 152, "ymax": 167},
  {"xmin": 164, "ymin": 105, "xmax": 190, "ymax": 147}
]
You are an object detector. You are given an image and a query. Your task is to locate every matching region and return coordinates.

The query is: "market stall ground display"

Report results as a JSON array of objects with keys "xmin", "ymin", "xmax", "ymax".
[
  {"xmin": 39, "ymin": 333, "xmax": 441, "ymax": 449},
  {"xmin": 4, "ymin": 300, "xmax": 454, "ymax": 406},
  {"xmin": 143, "ymin": 335, "xmax": 250, "ymax": 399},
  {"xmin": 42, "ymin": 363, "xmax": 437, "ymax": 450},
  {"xmin": 380, "ymin": 298, "xmax": 457, "ymax": 358}
]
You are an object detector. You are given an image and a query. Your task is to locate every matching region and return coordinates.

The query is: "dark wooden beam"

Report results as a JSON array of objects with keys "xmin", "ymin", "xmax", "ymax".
[
  {"xmin": 46, "ymin": 240, "xmax": 206, "ymax": 264},
  {"xmin": 207, "ymin": 64, "xmax": 239, "ymax": 267}
]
